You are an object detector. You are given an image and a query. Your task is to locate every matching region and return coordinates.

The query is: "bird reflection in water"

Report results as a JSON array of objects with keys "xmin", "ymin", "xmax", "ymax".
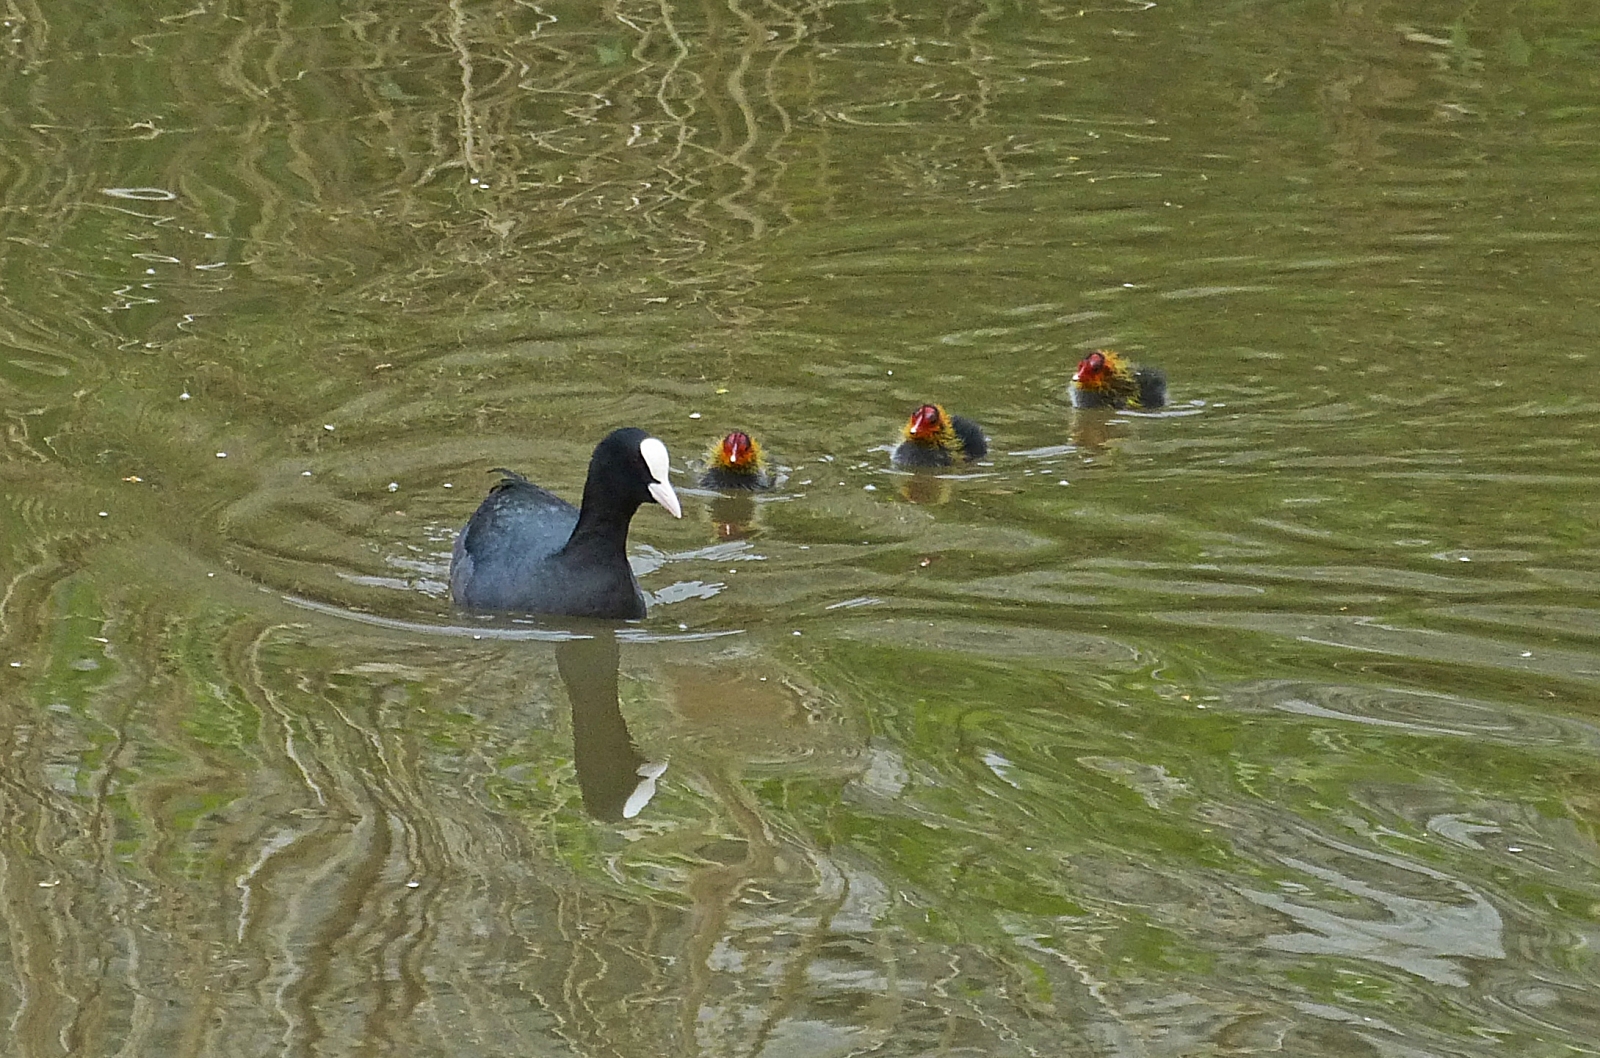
[
  {"xmin": 898, "ymin": 471, "xmax": 953, "ymax": 506},
  {"xmin": 554, "ymin": 628, "xmax": 665, "ymax": 822},
  {"xmin": 1069, "ymin": 409, "xmax": 1123, "ymax": 454},
  {"xmin": 707, "ymin": 493, "xmax": 761, "ymax": 540}
]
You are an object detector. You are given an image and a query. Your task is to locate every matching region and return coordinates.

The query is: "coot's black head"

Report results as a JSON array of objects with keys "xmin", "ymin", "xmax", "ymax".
[{"xmin": 582, "ymin": 427, "xmax": 683, "ymax": 521}]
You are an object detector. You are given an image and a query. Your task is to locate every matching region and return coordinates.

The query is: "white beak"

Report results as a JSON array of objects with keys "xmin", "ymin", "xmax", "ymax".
[
  {"xmin": 639, "ymin": 436, "xmax": 682, "ymax": 518},
  {"xmin": 649, "ymin": 480, "xmax": 682, "ymax": 518},
  {"xmin": 624, "ymin": 760, "xmax": 668, "ymax": 818}
]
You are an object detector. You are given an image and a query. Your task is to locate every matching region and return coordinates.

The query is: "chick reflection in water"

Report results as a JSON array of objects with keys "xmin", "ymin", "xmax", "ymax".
[
  {"xmin": 899, "ymin": 471, "xmax": 953, "ymax": 506},
  {"xmin": 1069, "ymin": 410, "xmax": 1122, "ymax": 454},
  {"xmin": 554, "ymin": 629, "xmax": 666, "ymax": 821},
  {"xmin": 707, "ymin": 493, "xmax": 761, "ymax": 539}
]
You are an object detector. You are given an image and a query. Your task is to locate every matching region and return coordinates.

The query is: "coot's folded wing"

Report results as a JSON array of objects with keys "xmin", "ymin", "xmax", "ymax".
[{"xmin": 452, "ymin": 475, "xmax": 580, "ymax": 608}]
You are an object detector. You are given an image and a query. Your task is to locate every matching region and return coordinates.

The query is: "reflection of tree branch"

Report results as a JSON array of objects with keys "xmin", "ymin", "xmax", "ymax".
[
  {"xmin": 675, "ymin": 768, "xmax": 777, "ymax": 1058},
  {"xmin": 960, "ymin": 0, "xmax": 996, "ymax": 128},
  {"xmin": 741, "ymin": 850, "xmax": 852, "ymax": 1058},
  {"xmin": 755, "ymin": 0, "xmax": 809, "ymax": 231},
  {"xmin": 717, "ymin": 0, "xmax": 768, "ymax": 239},
  {"xmin": 653, "ymin": 0, "xmax": 696, "ymax": 169}
]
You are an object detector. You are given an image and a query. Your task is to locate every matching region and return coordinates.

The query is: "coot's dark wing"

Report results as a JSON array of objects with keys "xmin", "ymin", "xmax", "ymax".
[
  {"xmin": 451, "ymin": 474, "xmax": 580, "ymax": 608},
  {"xmin": 951, "ymin": 416, "xmax": 988, "ymax": 459}
]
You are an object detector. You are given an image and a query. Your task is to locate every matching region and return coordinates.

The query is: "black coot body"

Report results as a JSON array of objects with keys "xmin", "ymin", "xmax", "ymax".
[{"xmin": 450, "ymin": 427, "xmax": 681, "ymax": 619}]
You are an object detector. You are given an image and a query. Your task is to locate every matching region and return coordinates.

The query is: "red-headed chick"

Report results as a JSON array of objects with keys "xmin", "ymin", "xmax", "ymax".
[
  {"xmin": 698, "ymin": 431, "xmax": 774, "ymax": 490},
  {"xmin": 891, "ymin": 404, "xmax": 988, "ymax": 469},
  {"xmin": 1070, "ymin": 349, "xmax": 1167, "ymax": 410}
]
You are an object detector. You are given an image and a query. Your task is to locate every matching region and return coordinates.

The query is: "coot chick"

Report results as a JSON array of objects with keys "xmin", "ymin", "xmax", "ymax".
[
  {"xmin": 890, "ymin": 403, "xmax": 987, "ymax": 468},
  {"xmin": 698, "ymin": 431, "xmax": 774, "ymax": 490},
  {"xmin": 450, "ymin": 427, "xmax": 682, "ymax": 619},
  {"xmin": 1070, "ymin": 349, "xmax": 1166, "ymax": 410}
]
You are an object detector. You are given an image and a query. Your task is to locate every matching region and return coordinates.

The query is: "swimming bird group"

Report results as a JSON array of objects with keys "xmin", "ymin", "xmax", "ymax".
[{"xmin": 449, "ymin": 349, "xmax": 1165, "ymax": 619}]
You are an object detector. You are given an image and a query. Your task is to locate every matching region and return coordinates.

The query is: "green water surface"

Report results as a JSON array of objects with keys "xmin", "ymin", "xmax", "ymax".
[{"xmin": 2, "ymin": 2, "xmax": 1599, "ymax": 1055}]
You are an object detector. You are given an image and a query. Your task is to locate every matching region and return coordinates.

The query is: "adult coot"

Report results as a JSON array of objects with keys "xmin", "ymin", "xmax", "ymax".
[
  {"xmin": 698, "ymin": 430, "xmax": 775, "ymax": 490},
  {"xmin": 1070, "ymin": 349, "xmax": 1167, "ymax": 410},
  {"xmin": 890, "ymin": 403, "xmax": 988, "ymax": 468},
  {"xmin": 450, "ymin": 427, "xmax": 682, "ymax": 619}
]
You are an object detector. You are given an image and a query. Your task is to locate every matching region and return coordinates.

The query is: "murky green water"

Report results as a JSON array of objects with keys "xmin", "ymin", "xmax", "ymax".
[{"xmin": 3, "ymin": 2, "xmax": 1600, "ymax": 1054}]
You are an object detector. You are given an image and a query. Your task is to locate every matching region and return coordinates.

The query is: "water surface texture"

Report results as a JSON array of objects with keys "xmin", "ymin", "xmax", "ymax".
[{"xmin": 2, "ymin": 2, "xmax": 1599, "ymax": 1055}]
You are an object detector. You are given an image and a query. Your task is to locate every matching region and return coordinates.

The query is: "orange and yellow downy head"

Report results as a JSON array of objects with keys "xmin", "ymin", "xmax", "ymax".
[
  {"xmin": 709, "ymin": 430, "xmax": 764, "ymax": 473},
  {"xmin": 903, "ymin": 403, "xmax": 959, "ymax": 449},
  {"xmin": 1071, "ymin": 349, "xmax": 1127, "ymax": 393}
]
